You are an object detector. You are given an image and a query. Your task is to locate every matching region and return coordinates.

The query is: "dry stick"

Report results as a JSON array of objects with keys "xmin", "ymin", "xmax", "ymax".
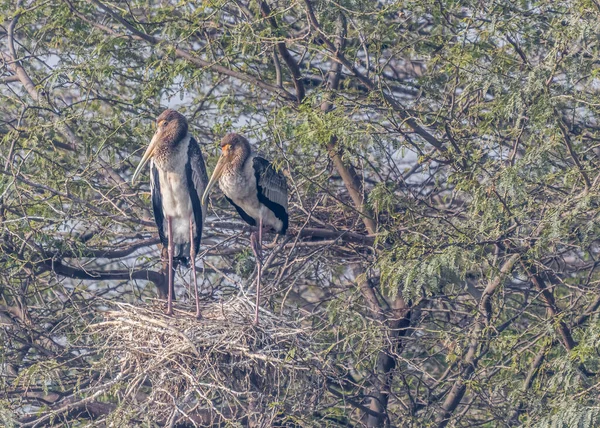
[
  {"xmin": 19, "ymin": 374, "xmax": 128, "ymax": 428},
  {"xmin": 277, "ymin": 197, "xmax": 323, "ymax": 309}
]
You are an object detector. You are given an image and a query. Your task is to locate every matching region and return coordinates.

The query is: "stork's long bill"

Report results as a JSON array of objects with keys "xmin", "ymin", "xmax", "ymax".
[
  {"xmin": 131, "ymin": 132, "xmax": 160, "ymax": 184},
  {"xmin": 201, "ymin": 144, "xmax": 230, "ymax": 206}
]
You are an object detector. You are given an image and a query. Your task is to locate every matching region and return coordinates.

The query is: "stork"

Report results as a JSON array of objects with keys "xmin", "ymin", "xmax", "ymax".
[
  {"xmin": 132, "ymin": 109, "xmax": 208, "ymax": 318},
  {"xmin": 202, "ymin": 133, "xmax": 288, "ymax": 325}
]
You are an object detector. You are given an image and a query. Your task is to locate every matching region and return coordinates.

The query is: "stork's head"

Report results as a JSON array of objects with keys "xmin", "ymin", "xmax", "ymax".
[
  {"xmin": 131, "ymin": 109, "xmax": 189, "ymax": 183},
  {"xmin": 219, "ymin": 133, "xmax": 250, "ymax": 160},
  {"xmin": 201, "ymin": 133, "xmax": 251, "ymax": 206}
]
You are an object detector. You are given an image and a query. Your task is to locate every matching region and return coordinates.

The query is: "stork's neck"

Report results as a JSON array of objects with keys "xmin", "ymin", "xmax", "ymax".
[
  {"xmin": 228, "ymin": 142, "xmax": 251, "ymax": 172},
  {"xmin": 155, "ymin": 133, "xmax": 191, "ymax": 171}
]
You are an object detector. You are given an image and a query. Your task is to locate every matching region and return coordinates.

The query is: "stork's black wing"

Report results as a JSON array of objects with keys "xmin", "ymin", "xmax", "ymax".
[
  {"xmin": 186, "ymin": 137, "xmax": 208, "ymax": 254},
  {"xmin": 150, "ymin": 160, "xmax": 167, "ymax": 247},
  {"xmin": 224, "ymin": 196, "xmax": 256, "ymax": 227},
  {"xmin": 253, "ymin": 156, "xmax": 288, "ymax": 234}
]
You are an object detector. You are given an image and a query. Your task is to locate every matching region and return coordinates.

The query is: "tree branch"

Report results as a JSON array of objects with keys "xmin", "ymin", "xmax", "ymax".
[
  {"xmin": 318, "ymin": 13, "xmax": 377, "ymax": 234},
  {"xmin": 206, "ymin": 221, "xmax": 377, "ymax": 246},
  {"xmin": 75, "ymin": 0, "xmax": 296, "ymax": 102},
  {"xmin": 303, "ymin": 0, "xmax": 445, "ymax": 153},
  {"xmin": 436, "ymin": 253, "xmax": 520, "ymax": 427},
  {"xmin": 556, "ymin": 116, "xmax": 591, "ymax": 189},
  {"xmin": 257, "ymin": 0, "xmax": 305, "ymax": 102}
]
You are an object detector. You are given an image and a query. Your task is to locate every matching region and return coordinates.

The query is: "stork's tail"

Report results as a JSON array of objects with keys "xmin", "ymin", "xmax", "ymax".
[
  {"xmin": 160, "ymin": 243, "xmax": 191, "ymax": 268},
  {"xmin": 174, "ymin": 255, "xmax": 190, "ymax": 268}
]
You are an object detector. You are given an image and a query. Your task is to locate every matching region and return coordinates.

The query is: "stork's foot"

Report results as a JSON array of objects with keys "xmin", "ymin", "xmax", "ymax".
[
  {"xmin": 195, "ymin": 311, "xmax": 202, "ymax": 320},
  {"xmin": 165, "ymin": 299, "xmax": 174, "ymax": 316}
]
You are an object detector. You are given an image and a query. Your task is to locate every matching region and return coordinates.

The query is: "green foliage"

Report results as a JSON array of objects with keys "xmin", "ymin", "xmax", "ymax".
[
  {"xmin": 533, "ymin": 404, "xmax": 600, "ymax": 428},
  {"xmin": 4, "ymin": 0, "xmax": 600, "ymax": 425}
]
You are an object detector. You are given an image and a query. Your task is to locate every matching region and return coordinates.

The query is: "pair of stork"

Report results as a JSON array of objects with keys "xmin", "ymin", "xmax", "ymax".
[{"xmin": 131, "ymin": 109, "xmax": 288, "ymax": 325}]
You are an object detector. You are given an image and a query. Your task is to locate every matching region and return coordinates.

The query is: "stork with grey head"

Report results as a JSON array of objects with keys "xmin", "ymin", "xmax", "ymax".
[
  {"xmin": 202, "ymin": 133, "xmax": 288, "ymax": 325},
  {"xmin": 132, "ymin": 109, "xmax": 208, "ymax": 318}
]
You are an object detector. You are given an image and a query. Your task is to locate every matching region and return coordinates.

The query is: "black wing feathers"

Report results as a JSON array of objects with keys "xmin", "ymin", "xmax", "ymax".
[
  {"xmin": 225, "ymin": 196, "xmax": 256, "ymax": 227},
  {"xmin": 253, "ymin": 157, "xmax": 288, "ymax": 235},
  {"xmin": 189, "ymin": 137, "xmax": 208, "ymax": 184},
  {"xmin": 186, "ymin": 137, "xmax": 206, "ymax": 254},
  {"xmin": 150, "ymin": 162, "xmax": 167, "ymax": 247}
]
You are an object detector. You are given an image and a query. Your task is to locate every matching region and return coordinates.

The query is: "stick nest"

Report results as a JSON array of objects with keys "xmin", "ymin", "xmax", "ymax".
[{"xmin": 88, "ymin": 297, "xmax": 331, "ymax": 426}]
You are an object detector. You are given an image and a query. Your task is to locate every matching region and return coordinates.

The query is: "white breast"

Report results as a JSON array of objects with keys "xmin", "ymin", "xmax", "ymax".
[
  {"xmin": 153, "ymin": 136, "xmax": 195, "ymax": 245},
  {"xmin": 219, "ymin": 160, "xmax": 259, "ymax": 214},
  {"xmin": 218, "ymin": 157, "xmax": 283, "ymax": 231}
]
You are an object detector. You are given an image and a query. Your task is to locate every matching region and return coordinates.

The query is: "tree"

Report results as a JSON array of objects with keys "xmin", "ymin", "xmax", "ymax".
[{"xmin": 3, "ymin": 0, "xmax": 600, "ymax": 426}]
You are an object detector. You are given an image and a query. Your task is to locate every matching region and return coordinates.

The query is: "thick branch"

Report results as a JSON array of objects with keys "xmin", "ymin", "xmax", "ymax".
[
  {"xmin": 59, "ymin": 238, "xmax": 161, "ymax": 259},
  {"xmin": 556, "ymin": 116, "xmax": 591, "ymax": 189},
  {"xmin": 45, "ymin": 259, "xmax": 169, "ymax": 298},
  {"xmin": 436, "ymin": 253, "xmax": 520, "ymax": 427},
  {"xmin": 508, "ymin": 345, "xmax": 546, "ymax": 425},
  {"xmin": 318, "ymin": 13, "xmax": 377, "ymax": 234},
  {"xmin": 366, "ymin": 296, "xmax": 411, "ymax": 427},
  {"xmin": 0, "ymin": 75, "xmax": 21, "ymax": 83},
  {"xmin": 206, "ymin": 221, "xmax": 377, "ymax": 246},
  {"xmin": 4, "ymin": 5, "xmax": 39, "ymax": 102},
  {"xmin": 529, "ymin": 272, "xmax": 576, "ymax": 351},
  {"xmin": 479, "ymin": 253, "xmax": 520, "ymax": 321}
]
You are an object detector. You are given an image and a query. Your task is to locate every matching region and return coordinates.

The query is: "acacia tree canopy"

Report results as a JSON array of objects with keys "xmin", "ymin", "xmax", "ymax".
[{"xmin": 3, "ymin": 0, "xmax": 600, "ymax": 426}]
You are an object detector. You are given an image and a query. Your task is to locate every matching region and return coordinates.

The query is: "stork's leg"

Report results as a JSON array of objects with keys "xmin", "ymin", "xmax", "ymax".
[
  {"xmin": 166, "ymin": 216, "xmax": 174, "ymax": 316},
  {"xmin": 250, "ymin": 217, "xmax": 263, "ymax": 326},
  {"xmin": 190, "ymin": 217, "xmax": 201, "ymax": 319}
]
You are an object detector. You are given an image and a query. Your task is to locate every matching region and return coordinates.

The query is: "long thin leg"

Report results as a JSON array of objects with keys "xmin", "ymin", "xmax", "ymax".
[
  {"xmin": 251, "ymin": 217, "xmax": 263, "ymax": 326},
  {"xmin": 258, "ymin": 217, "xmax": 263, "ymax": 259},
  {"xmin": 166, "ymin": 216, "xmax": 174, "ymax": 316},
  {"xmin": 190, "ymin": 217, "xmax": 201, "ymax": 319}
]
